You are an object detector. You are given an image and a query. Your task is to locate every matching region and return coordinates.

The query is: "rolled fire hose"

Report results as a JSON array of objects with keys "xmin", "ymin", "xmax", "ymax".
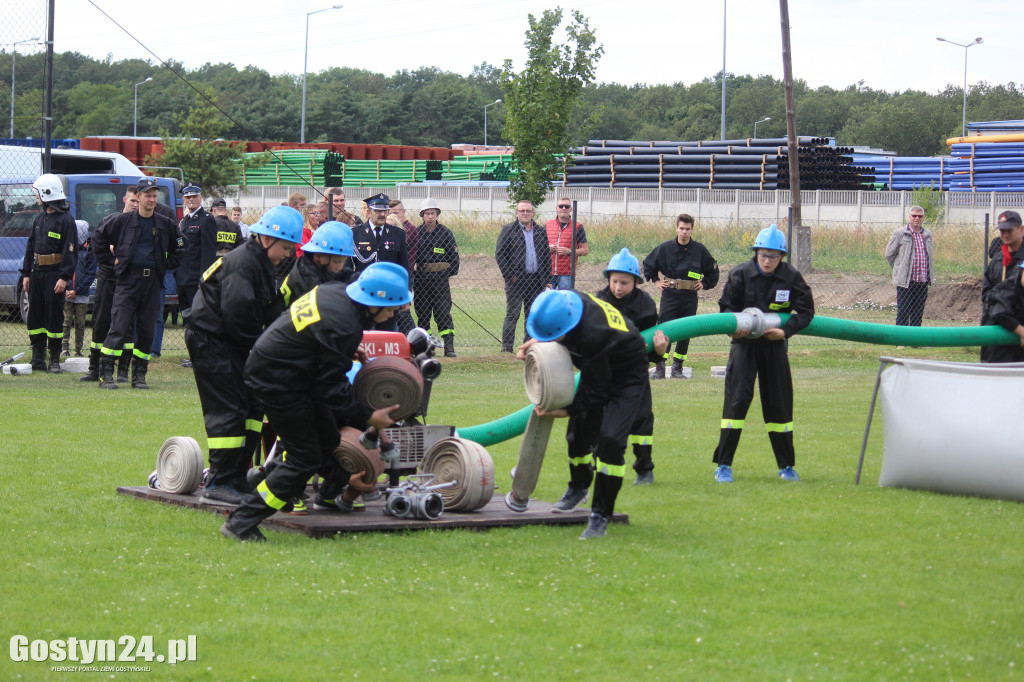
[
  {"xmin": 420, "ymin": 437, "xmax": 496, "ymax": 511},
  {"xmin": 333, "ymin": 426, "xmax": 386, "ymax": 485},
  {"xmin": 505, "ymin": 342, "xmax": 575, "ymax": 512},
  {"xmin": 353, "ymin": 356, "xmax": 424, "ymax": 421},
  {"xmin": 458, "ymin": 313, "xmax": 1022, "ymax": 447},
  {"xmin": 152, "ymin": 436, "xmax": 205, "ymax": 494}
]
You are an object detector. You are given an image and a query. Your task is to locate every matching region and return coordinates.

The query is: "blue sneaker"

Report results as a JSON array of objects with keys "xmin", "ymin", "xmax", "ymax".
[
  {"xmin": 778, "ymin": 466, "xmax": 800, "ymax": 481},
  {"xmin": 714, "ymin": 465, "xmax": 733, "ymax": 483}
]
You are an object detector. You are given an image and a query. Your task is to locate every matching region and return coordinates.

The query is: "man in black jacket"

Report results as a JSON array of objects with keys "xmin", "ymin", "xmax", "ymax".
[
  {"xmin": 712, "ymin": 225, "xmax": 814, "ymax": 484},
  {"xmin": 984, "ymin": 262, "xmax": 1024, "ymax": 363},
  {"xmin": 415, "ymin": 198, "xmax": 460, "ymax": 357},
  {"xmin": 981, "ymin": 210, "xmax": 1024, "ymax": 362},
  {"xmin": 91, "ymin": 178, "xmax": 183, "ymax": 389},
  {"xmin": 495, "ymin": 200, "xmax": 551, "ymax": 353}
]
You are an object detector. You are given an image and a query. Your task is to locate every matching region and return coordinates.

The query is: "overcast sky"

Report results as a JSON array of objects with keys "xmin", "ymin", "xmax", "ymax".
[{"xmin": 30, "ymin": 0, "xmax": 1024, "ymax": 96}]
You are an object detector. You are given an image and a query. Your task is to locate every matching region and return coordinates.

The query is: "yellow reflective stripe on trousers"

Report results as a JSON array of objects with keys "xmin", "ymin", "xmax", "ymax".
[
  {"xmin": 257, "ymin": 480, "xmax": 287, "ymax": 510},
  {"xmin": 100, "ymin": 347, "xmax": 122, "ymax": 357},
  {"xmin": 207, "ymin": 436, "xmax": 245, "ymax": 449},
  {"xmin": 627, "ymin": 435, "xmax": 653, "ymax": 446},
  {"xmin": 765, "ymin": 422, "xmax": 794, "ymax": 433},
  {"xmin": 246, "ymin": 419, "xmax": 263, "ymax": 433},
  {"xmin": 673, "ymin": 352, "xmax": 686, "ymax": 361},
  {"xmin": 132, "ymin": 347, "xmax": 151, "ymax": 361},
  {"xmin": 439, "ymin": 329, "xmax": 453, "ymax": 336},
  {"xmin": 46, "ymin": 330, "xmax": 63, "ymax": 339},
  {"xmin": 28, "ymin": 328, "xmax": 46, "ymax": 336},
  {"xmin": 721, "ymin": 418, "xmax": 745, "ymax": 429},
  {"xmin": 569, "ymin": 453, "xmax": 593, "ymax": 467},
  {"xmin": 596, "ymin": 460, "xmax": 627, "ymax": 478}
]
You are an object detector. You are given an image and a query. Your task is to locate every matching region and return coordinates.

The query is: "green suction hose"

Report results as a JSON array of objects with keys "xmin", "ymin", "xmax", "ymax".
[{"xmin": 457, "ymin": 314, "xmax": 1019, "ymax": 446}]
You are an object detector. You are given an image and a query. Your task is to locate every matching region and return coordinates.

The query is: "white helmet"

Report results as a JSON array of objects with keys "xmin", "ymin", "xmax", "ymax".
[
  {"xmin": 419, "ymin": 198, "xmax": 441, "ymax": 217},
  {"xmin": 33, "ymin": 173, "xmax": 66, "ymax": 202}
]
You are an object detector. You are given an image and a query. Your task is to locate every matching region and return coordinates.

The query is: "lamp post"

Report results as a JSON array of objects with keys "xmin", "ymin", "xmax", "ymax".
[
  {"xmin": 133, "ymin": 77, "xmax": 152, "ymax": 138},
  {"xmin": 720, "ymin": 0, "xmax": 727, "ymax": 140},
  {"xmin": 936, "ymin": 36, "xmax": 983, "ymax": 137},
  {"xmin": 301, "ymin": 4, "xmax": 343, "ymax": 144},
  {"xmin": 753, "ymin": 116, "xmax": 770, "ymax": 139},
  {"xmin": 9, "ymin": 37, "xmax": 39, "ymax": 138},
  {"xmin": 483, "ymin": 99, "xmax": 502, "ymax": 146}
]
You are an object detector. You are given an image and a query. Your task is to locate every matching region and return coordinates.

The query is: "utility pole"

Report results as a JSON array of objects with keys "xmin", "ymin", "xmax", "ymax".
[{"xmin": 779, "ymin": 0, "xmax": 808, "ymax": 270}]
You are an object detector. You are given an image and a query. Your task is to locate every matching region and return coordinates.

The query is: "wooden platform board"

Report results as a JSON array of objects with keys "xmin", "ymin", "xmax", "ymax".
[{"xmin": 116, "ymin": 486, "xmax": 629, "ymax": 539}]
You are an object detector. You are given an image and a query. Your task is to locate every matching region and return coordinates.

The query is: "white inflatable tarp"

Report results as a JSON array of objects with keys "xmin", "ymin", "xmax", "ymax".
[{"xmin": 879, "ymin": 358, "xmax": 1024, "ymax": 501}]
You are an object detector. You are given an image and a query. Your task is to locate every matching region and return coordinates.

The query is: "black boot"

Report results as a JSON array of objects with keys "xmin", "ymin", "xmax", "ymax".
[
  {"xmin": 131, "ymin": 357, "xmax": 149, "ymax": 389},
  {"xmin": 443, "ymin": 334, "xmax": 457, "ymax": 358},
  {"xmin": 47, "ymin": 339, "xmax": 64, "ymax": 374},
  {"xmin": 80, "ymin": 348, "xmax": 101, "ymax": 382},
  {"xmin": 670, "ymin": 361, "xmax": 684, "ymax": 379},
  {"xmin": 30, "ymin": 338, "xmax": 46, "ymax": 371},
  {"xmin": 99, "ymin": 357, "xmax": 118, "ymax": 389},
  {"xmin": 116, "ymin": 353, "xmax": 130, "ymax": 383},
  {"xmin": 649, "ymin": 360, "xmax": 666, "ymax": 380}
]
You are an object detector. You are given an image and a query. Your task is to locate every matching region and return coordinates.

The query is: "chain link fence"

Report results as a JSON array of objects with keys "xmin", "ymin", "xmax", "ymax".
[{"xmin": 0, "ymin": 205, "xmax": 990, "ymax": 355}]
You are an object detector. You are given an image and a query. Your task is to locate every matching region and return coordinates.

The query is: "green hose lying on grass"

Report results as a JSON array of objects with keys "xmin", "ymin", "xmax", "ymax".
[{"xmin": 456, "ymin": 314, "xmax": 1019, "ymax": 446}]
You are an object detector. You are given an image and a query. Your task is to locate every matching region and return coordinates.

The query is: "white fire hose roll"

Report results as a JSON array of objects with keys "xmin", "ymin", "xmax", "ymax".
[
  {"xmin": 420, "ymin": 438, "xmax": 495, "ymax": 512},
  {"xmin": 506, "ymin": 342, "xmax": 575, "ymax": 511},
  {"xmin": 154, "ymin": 436, "xmax": 205, "ymax": 494}
]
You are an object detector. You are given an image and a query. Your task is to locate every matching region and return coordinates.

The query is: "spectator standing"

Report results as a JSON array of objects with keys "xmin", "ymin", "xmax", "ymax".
[
  {"xmin": 981, "ymin": 210, "xmax": 1024, "ymax": 362},
  {"xmin": 544, "ymin": 197, "xmax": 588, "ymax": 290},
  {"xmin": 20, "ymin": 174, "xmax": 78, "ymax": 373},
  {"xmin": 61, "ymin": 220, "xmax": 96, "ymax": 359},
  {"xmin": 985, "ymin": 262, "xmax": 1024, "ymax": 363},
  {"xmin": 885, "ymin": 205, "xmax": 933, "ymax": 327},
  {"xmin": 414, "ymin": 198, "xmax": 460, "ymax": 357},
  {"xmin": 642, "ymin": 213, "xmax": 719, "ymax": 379},
  {"xmin": 326, "ymin": 187, "xmax": 346, "ymax": 220},
  {"xmin": 230, "ymin": 206, "xmax": 249, "ymax": 239},
  {"xmin": 296, "ymin": 201, "xmax": 327, "ymax": 258},
  {"xmin": 495, "ymin": 200, "xmax": 551, "ymax": 352},
  {"xmin": 210, "ymin": 198, "xmax": 244, "ymax": 255},
  {"xmin": 351, "ymin": 193, "xmax": 410, "ymax": 331}
]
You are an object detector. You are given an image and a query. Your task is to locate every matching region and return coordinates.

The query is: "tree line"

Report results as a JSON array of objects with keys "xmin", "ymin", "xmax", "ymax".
[{"xmin": 3, "ymin": 49, "xmax": 1024, "ymax": 157}]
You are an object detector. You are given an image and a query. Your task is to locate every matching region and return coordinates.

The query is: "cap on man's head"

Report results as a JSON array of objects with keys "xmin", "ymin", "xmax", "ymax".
[
  {"xmin": 136, "ymin": 177, "xmax": 159, "ymax": 193},
  {"xmin": 182, "ymin": 183, "xmax": 202, "ymax": 196},
  {"xmin": 364, "ymin": 193, "xmax": 390, "ymax": 211},
  {"xmin": 997, "ymin": 210, "xmax": 1022, "ymax": 230},
  {"xmin": 211, "ymin": 198, "xmax": 227, "ymax": 208}
]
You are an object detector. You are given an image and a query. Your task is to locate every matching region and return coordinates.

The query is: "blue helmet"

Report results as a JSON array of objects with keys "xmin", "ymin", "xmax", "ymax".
[
  {"xmin": 346, "ymin": 262, "xmax": 413, "ymax": 307},
  {"xmin": 303, "ymin": 221, "xmax": 356, "ymax": 257},
  {"xmin": 250, "ymin": 206, "xmax": 303, "ymax": 243},
  {"xmin": 603, "ymin": 247, "xmax": 642, "ymax": 280},
  {"xmin": 752, "ymin": 223, "xmax": 787, "ymax": 253},
  {"xmin": 526, "ymin": 290, "xmax": 584, "ymax": 342}
]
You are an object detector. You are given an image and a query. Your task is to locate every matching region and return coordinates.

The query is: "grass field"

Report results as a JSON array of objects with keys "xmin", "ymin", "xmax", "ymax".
[{"xmin": 2, "ymin": 345, "xmax": 1022, "ymax": 681}]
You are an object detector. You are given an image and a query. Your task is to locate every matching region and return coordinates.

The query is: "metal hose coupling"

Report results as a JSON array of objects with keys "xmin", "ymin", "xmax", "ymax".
[
  {"xmin": 735, "ymin": 308, "xmax": 784, "ymax": 338},
  {"xmin": 384, "ymin": 474, "xmax": 456, "ymax": 520}
]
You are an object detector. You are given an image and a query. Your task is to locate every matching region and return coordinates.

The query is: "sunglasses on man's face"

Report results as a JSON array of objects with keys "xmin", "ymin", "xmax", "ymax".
[{"xmin": 557, "ymin": 204, "xmax": 571, "ymax": 209}]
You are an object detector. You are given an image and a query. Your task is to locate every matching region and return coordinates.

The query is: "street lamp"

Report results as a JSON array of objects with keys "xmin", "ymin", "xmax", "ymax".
[
  {"xmin": 133, "ymin": 77, "xmax": 152, "ymax": 138},
  {"xmin": 483, "ymin": 99, "xmax": 502, "ymax": 146},
  {"xmin": 720, "ymin": 0, "xmax": 727, "ymax": 140},
  {"xmin": 301, "ymin": 4, "xmax": 343, "ymax": 144},
  {"xmin": 9, "ymin": 37, "xmax": 39, "ymax": 138},
  {"xmin": 936, "ymin": 36, "xmax": 983, "ymax": 137},
  {"xmin": 753, "ymin": 116, "xmax": 770, "ymax": 139}
]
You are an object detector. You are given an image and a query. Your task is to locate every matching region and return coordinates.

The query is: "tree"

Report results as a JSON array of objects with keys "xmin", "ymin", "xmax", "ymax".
[
  {"xmin": 149, "ymin": 87, "xmax": 265, "ymax": 194},
  {"xmin": 500, "ymin": 8, "xmax": 603, "ymax": 206}
]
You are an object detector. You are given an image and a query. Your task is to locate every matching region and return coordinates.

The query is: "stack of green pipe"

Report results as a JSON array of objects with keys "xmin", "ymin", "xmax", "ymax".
[
  {"xmin": 237, "ymin": 150, "xmax": 344, "ymax": 186},
  {"xmin": 339, "ymin": 159, "xmax": 430, "ymax": 187}
]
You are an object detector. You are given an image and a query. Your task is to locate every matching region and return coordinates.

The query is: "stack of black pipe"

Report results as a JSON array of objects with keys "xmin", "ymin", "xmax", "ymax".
[{"xmin": 560, "ymin": 137, "xmax": 875, "ymax": 190}]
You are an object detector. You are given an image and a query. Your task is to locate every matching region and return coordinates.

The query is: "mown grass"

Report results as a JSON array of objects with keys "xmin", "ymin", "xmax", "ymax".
[{"xmin": 2, "ymin": 347, "xmax": 1022, "ymax": 681}]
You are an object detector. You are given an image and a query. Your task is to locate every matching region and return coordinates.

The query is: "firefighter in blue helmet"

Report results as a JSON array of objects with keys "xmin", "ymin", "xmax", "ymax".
[
  {"xmin": 595, "ymin": 248, "xmax": 669, "ymax": 484},
  {"xmin": 221, "ymin": 262, "xmax": 411, "ymax": 542},
  {"xmin": 185, "ymin": 205, "xmax": 302, "ymax": 506},
  {"xmin": 711, "ymin": 224, "xmax": 815, "ymax": 483},
  {"xmin": 518, "ymin": 286, "xmax": 666, "ymax": 539},
  {"xmin": 280, "ymin": 220, "xmax": 357, "ymax": 307}
]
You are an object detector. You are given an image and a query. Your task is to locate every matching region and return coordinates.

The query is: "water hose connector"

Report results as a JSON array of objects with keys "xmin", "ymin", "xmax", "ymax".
[{"xmin": 736, "ymin": 308, "xmax": 784, "ymax": 338}]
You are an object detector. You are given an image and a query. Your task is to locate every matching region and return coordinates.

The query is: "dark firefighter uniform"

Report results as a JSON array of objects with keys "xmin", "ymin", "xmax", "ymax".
[
  {"xmin": 224, "ymin": 281, "xmax": 375, "ymax": 539},
  {"xmin": 642, "ymin": 237, "xmax": 719, "ymax": 368},
  {"xmin": 175, "ymin": 205, "xmax": 219, "ymax": 312},
  {"xmin": 20, "ymin": 208, "xmax": 77, "ymax": 370},
  {"xmin": 280, "ymin": 253, "xmax": 353, "ymax": 308},
  {"xmin": 213, "ymin": 215, "xmax": 244, "ymax": 255},
  {"xmin": 414, "ymin": 221, "xmax": 460, "ymax": 352},
  {"xmin": 712, "ymin": 258, "xmax": 815, "ymax": 470},
  {"xmin": 91, "ymin": 205, "xmax": 182, "ymax": 386},
  {"xmin": 984, "ymin": 274, "xmax": 1024, "ymax": 363},
  {"xmin": 184, "ymin": 238, "xmax": 285, "ymax": 491},
  {"xmin": 981, "ymin": 235, "xmax": 1024, "ymax": 362},
  {"xmin": 559, "ymin": 292, "xmax": 651, "ymax": 520},
  {"xmin": 595, "ymin": 284, "xmax": 660, "ymax": 478}
]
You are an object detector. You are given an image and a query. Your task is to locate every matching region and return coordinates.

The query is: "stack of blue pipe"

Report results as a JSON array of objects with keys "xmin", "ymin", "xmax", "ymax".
[
  {"xmin": 948, "ymin": 142, "xmax": 1024, "ymax": 192},
  {"xmin": 849, "ymin": 155, "xmax": 951, "ymax": 190},
  {"xmin": 561, "ymin": 137, "xmax": 874, "ymax": 190}
]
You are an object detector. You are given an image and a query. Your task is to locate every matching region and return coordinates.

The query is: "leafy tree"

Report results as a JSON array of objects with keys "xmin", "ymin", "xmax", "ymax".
[
  {"xmin": 149, "ymin": 87, "xmax": 266, "ymax": 194},
  {"xmin": 500, "ymin": 8, "xmax": 603, "ymax": 205}
]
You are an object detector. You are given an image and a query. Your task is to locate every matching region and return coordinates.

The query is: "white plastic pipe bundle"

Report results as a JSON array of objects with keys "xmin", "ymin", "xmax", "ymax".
[{"xmin": 879, "ymin": 359, "xmax": 1024, "ymax": 501}]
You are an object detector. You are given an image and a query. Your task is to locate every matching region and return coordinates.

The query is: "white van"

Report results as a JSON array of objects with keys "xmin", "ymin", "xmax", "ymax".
[{"xmin": 0, "ymin": 144, "xmax": 143, "ymax": 180}]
